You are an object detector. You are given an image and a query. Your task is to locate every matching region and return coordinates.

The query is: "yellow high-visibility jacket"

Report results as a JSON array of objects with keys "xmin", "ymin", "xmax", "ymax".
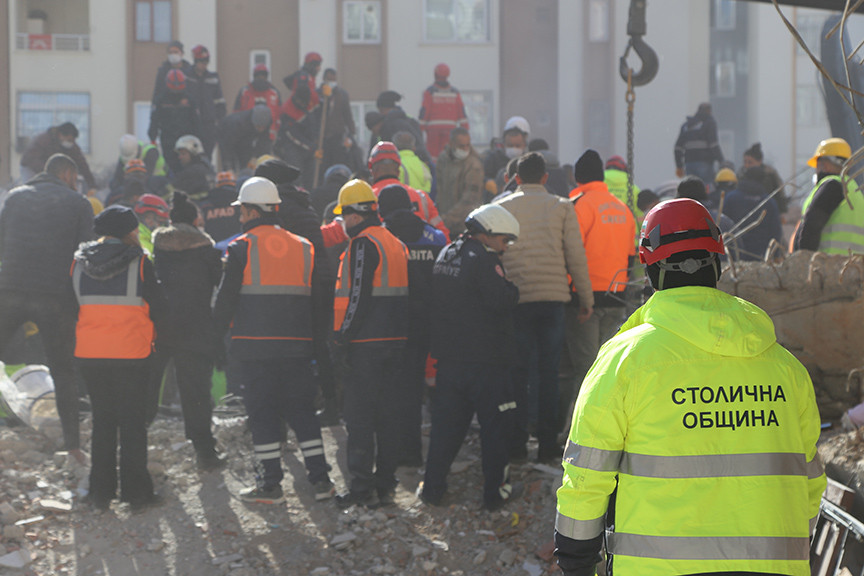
[{"xmin": 555, "ymin": 286, "xmax": 825, "ymax": 576}]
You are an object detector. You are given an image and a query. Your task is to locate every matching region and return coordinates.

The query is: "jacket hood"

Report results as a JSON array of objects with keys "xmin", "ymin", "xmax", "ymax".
[
  {"xmin": 152, "ymin": 223, "xmax": 214, "ymax": 252},
  {"xmin": 384, "ymin": 209, "xmax": 426, "ymax": 243},
  {"xmin": 619, "ymin": 286, "xmax": 775, "ymax": 358},
  {"xmin": 277, "ymin": 183, "xmax": 312, "ymax": 209},
  {"xmin": 75, "ymin": 240, "xmax": 144, "ymax": 281}
]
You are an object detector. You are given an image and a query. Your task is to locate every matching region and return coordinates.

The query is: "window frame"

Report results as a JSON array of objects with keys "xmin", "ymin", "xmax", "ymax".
[
  {"xmin": 460, "ymin": 89, "xmax": 494, "ymax": 147},
  {"xmin": 714, "ymin": 61, "xmax": 736, "ymax": 98},
  {"xmin": 135, "ymin": 0, "xmax": 173, "ymax": 44},
  {"xmin": 713, "ymin": 0, "xmax": 736, "ymax": 31},
  {"xmin": 350, "ymin": 100, "xmax": 378, "ymax": 153},
  {"xmin": 343, "ymin": 0, "xmax": 382, "ymax": 45},
  {"xmin": 249, "ymin": 50, "xmax": 272, "ymax": 82},
  {"xmin": 17, "ymin": 91, "xmax": 92, "ymax": 154},
  {"xmin": 422, "ymin": 0, "xmax": 490, "ymax": 44}
]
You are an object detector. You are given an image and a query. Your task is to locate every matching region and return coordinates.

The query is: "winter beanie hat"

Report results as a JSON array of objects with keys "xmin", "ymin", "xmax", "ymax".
[
  {"xmin": 377, "ymin": 184, "xmax": 413, "ymax": 218},
  {"xmin": 573, "ymin": 149, "xmax": 604, "ymax": 184},
  {"xmin": 254, "ymin": 159, "xmax": 301, "ymax": 186},
  {"xmin": 171, "ymin": 191, "xmax": 198, "ymax": 225},
  {"xmin": 94, "ymin": 205, "xmax": 139, "ymax": 239},
  {"xmin": 744, "ymin": 143, "xmax": 764, "ymax": 162}
]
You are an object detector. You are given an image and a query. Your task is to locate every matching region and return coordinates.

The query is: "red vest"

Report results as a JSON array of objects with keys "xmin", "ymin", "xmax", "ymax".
[{"xmin": 73, "ymin": 256, "xmax": 154, "ymax": 360}]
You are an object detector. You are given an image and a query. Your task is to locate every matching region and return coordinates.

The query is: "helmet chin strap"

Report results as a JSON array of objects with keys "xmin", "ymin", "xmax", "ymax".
[{"xmin": 656, "ymin": 255, "xmax": 718, "ymax": 290}]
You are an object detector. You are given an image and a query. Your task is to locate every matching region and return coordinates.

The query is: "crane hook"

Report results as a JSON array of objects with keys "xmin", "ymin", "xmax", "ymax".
[{"xmin": 618, "ymin": 0, "xmax": 659, "ymax": 87}]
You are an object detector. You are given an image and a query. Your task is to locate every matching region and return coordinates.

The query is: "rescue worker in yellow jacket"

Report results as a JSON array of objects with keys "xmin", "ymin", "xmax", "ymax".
[
  {"xmin": 332, "ymin": 179, "xmax": 410, "ymax": 508},
  {"xmin": 555, "ymin": 198, "xmax": 825, "ymax": 576},
  {"xmin": 793, "ymin": 137, "xmax": 864, "ymax": 254}
]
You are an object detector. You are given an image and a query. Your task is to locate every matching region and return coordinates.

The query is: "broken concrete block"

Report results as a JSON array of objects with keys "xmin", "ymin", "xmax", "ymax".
[{"xmin": 0, "ymin": 549, "xmax": 32, "ymax": 569}]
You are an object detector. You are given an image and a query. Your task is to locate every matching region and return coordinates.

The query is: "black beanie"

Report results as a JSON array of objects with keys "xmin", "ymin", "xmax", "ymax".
[
  {"xmin": 676, "ymin": 176, "xmax": 708, "ymax": 202},
  {"xmin": 744, "ymin": 142, "xmax": 763, "ymax": 162},
  {"xmin": 94, "ymin": 205, "xmax": 139, "ymax": 239},
  {"xmin": 378, "ymin": 184, "xmax": 412, "ymax": 218},
  {"xmin": 171, "ymin": 191, "xmax": 198, "ymax": 225},
  {"xmin": 254, "ymin": 159, "xmax": 301, "ymax": 185},
  {"xmin": 573, "ymin": 149, "xmax": 604, "ymax": 184}
]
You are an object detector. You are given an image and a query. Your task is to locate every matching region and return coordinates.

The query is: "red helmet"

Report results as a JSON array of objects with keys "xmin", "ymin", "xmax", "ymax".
[
  {"xmin": 191, "ymin": 44, "xmax": 209, "ymax": 61},
  {"xmin": 605, "ymin": 155, "xmax": 627, "ymax": 172},
  {"xmin": 639, "ymin": 198, "xmax": 724, "ymax": 265},
  {"xmin": 304, "ymin": 51, "xmax": 322, "ymax": 64},
  {"xmin": 434, "ymin": 63, "xmax": 450, "ymax": 78},
  {"xmin": 253, "ymin": 63, "xmax": 269, "ymax": 76},
  {"xmin": 368, "ymin": 141, "xmax": 402, "ymax": 169},
  {"xmin": 134, "ymin": 194, "xmax": 170, "ymax": 219},
  {"xmin": 166, "ymin": 69, "xmax": 186, "ymax": 92}
]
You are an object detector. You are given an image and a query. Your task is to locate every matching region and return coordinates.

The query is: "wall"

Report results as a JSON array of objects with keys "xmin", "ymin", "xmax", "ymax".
[
  {"xmin": 557, "ymin": 1, "xmax": 583, "ymax": 166},
  {"xmin": 299, "ymin": 0, "xmax": 338, "ymax": 71},
  {"xmin": 10, "ymin": 0, "xmax": 128, "ymax": 180},
  {"xmin": 177, "ymin": 0, "xmax": 217, "ymax": 68},
  {"xmin": 1, "ymin": 2, "xmax": 10, "ymax": 184}
]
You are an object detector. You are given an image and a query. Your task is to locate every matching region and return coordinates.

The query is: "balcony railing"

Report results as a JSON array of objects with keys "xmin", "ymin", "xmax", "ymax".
[{"xmin": 15, "ymin": 33, "xmax": 90, "ymax": 51}]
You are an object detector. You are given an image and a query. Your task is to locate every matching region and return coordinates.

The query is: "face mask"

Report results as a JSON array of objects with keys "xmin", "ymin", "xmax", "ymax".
[
  {"xmin": 61, "ymin": 140, "xmax": 74, "ymax": 149},
  {"xmin": 453, "ymin": 148, "xmax": 469, "ymax": 160},
  {"xmin": 327, "ymin": 81, "xmax": 337, "ymax": 89},
  {"xmin": 168, "ymin": 53, "xmax": 182, "ymax": 65},
  {"xmin": 505, "ymin": 147, "xmax": 524, "ymax": 159},
  {"xmin": 338, "ymin": 217, "xmax": 347, "ymax": 236}
]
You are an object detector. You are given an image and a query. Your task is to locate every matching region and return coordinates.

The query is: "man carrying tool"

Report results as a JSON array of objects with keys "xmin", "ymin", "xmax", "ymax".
[{"xmin": 554, "ymin": 198, "xmax": 825, "ymax": 576}]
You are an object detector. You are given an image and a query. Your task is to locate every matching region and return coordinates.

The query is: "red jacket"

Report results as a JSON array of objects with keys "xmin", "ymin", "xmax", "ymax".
[
  {"xmin": 419, "ymin": 83, "xmax": 469, "ymax": 159},
  {"xmin": 372, "ymin": 177, "xmax": 449, "ymax": 237},
  {"xmin": 234, "ymin": 83, "xmax": 282, "ymax": 140}
]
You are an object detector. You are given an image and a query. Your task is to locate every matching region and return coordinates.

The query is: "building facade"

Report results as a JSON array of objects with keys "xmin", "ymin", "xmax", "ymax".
[{"xmin": 1, "ymin": 0, "xmax": 857, "ymax": 196}]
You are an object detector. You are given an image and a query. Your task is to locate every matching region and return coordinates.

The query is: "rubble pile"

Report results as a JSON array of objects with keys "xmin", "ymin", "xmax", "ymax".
[
  {"xmin": 718, "ymin": 250, "xmax": 864, "ymax": 418},
  {"xmin": 0, "ymin": 413, "xmax": 561, "ymax": 575}
]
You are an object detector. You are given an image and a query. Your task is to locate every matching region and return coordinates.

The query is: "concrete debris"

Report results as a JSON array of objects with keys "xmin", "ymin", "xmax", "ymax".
[
  {"xmin": 330, "ymin": 531, "xmax": 357, "ymax": 550},
  {"xmin": 522, "ymin": 559, "xmax": 543, "ymax": 576},
  {"xmin": 310, "ymin": 568, "xmax": 331, "ymax": 575},
  {"xmin": 38, "ymin": 499, "xmax": 72, "ymax": 512},
  {"xmin": 498, "ymin": 547, "xmax": 518, "ymax": 566},
  {"xmin": 0, "ymin": 549, "xmax": 32, "ymax": 569},
  {"xmin": 2, "ymin": 525, "xmax": 25, "ymax": 539},
  {"xmin": 212, "ymin": 553, "xmax": 244, "ymax": 566},
  {"xmin": 472, "ymin": 550, "xmax": 486, "ymax": 565}
]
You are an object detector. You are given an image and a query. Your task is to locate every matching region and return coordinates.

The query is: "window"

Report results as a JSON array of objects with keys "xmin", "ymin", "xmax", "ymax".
[
  {"xmin": 795, "ymin": 15, "xmax": 826, "ymax": 57},
  {"xmin": 249, "ymin": 50, "xmax": 272, "ymax": 81},
  {"xmin": 134, "ymin": 101, "xmax": 152, "ymax": 143},
  {"xmin": 17, "ymin": 92, "xmax": 91, "ymax": 153},
  {"xmin": 344, "ymin": 1, "xmax": 381, "ymax": 44},
  {"xmin": 461, "ymin": 90, "xmax": 493, "ymax": 146},
  {"xmin": 424, "ymin": 0, "xmax": 489, "ymax": 43},
  {"xmin": 351, "ymin": 101, "xmax": 378, "ymax": 153},
  {"xmin": 714, "ymin": 0, "xmax": 736, "ymax": 31},
  {"xmin": 796, "ymin": 85, "xmax": 818, "ymax": 126},
  {"xmin": 714, "ymin": 61, "xmax": 736, "ymax": 97},
  {"xmin": 718, "ymin": 129, "xmax": 735, "ymax": 163},
  {"xmin": 136, "ymin": 1, "xmax": 172, "ymax": 43},
  {"xmin": 588, "ymin": 0, "xmax": 609, "ymax": 43},
  {"xmin": 15, "ymin": 0, "xmax": 90, "ymax": 51}
]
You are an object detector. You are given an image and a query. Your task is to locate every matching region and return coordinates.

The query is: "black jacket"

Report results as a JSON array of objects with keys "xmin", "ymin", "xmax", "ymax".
[
  {"xmin": 794, "ymin": 175, "xmax": 848, "ymax": 252},
  {"xmin": 0, "ymin": 173, "xmax": 94, "ymax": 295},
  {"xmin": 152, "ymin": 224, "xmax": 222, "ymax": 355},
  {"xmin": 217, "ymin": 110, "xmax": 272, "ymax": 172},
  {"xmin": 722, "ymin": 177, "xmax": 783, "ymax": 261},
  {"xmin": 674, "ymin": 111, "xmax": 724, "ymax": 168},
  {"xmin": 151, "ymin": 60, "xmax": 196, "ymax": 107},
  {"xmin": 379, "ymin": 107, "xmax": 431, "ymax": 165},
  {"xmin": 430, "ymin": 235, "xmax": 519, "ymax": 365},
  {"xmin": 198, "ymin": 185, "xmax": 241, "ymax": 243},
  {"xmin": 384, "ymin": 210, "xmax": 447, "ymax": 343},
  {"xmin": 148, "ymin": 91, "xmax": 200, "ymax": 150},
  {"xmin": 188, "ymin": 68, "xmax": 227, "ymax": 128},
  {"xmin": 172, "ymin": 157, "xmax": 215, "ymax": 199}
]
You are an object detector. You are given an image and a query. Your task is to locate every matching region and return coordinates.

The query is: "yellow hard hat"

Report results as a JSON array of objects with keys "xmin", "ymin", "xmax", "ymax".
[
  {"xmin": 808, "ymin": 137, "xmax": 851, "ymax": 168},
  {"xmin": 88, "ymin": 196, "xmax": 104, "ymax": 215},
  {"xmin": 334, "ymin": 179, "xmax": 377, "ymax": 215},
  {"xmin": 715, "ymin": 168, "xmax": 737, "ymax": 184}
]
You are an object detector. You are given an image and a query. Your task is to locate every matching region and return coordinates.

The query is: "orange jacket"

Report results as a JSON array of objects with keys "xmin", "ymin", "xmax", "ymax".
[
  {"xmin": 570, "ymin": 181, "xmax": 636, "ymax": 294},
  {"xmin": 230, "ymin": 225, "xmax": 314, "ymax": 354},
  {"xmin": 334, "ymin": 225, "xmax": 409, "ymax": 343},
  {"xmin": 372, "ymin": 177, "xmax": 450, "ymax": 237},
  {"xmin": 73, "ymin": 256, "xmax": 154, "ymax": 359}
]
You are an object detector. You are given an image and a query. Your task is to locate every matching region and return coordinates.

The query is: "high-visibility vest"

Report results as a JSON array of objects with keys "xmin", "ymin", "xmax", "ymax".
[
  {"xmin": 230, "ymin": 225, "xmax": 314, "ymax": 357},
  {"xmin": 570, "ymin": 181, "xmax": 636, "ymax": 294},
  {"xmin": 72, "ymin": 255, "xmax": 154, "ymax": 360},
  {"xmin": 801, "ymin": 175, "xmax": 864, "ymax": 254},
  {"xmin": 334, "ymin": 225, "xmax": 409, "ymax": 344},
  {"xmin": 556, "ymin": 286, "xmax": 825, "ymax": 576},
  {"xmin": 140, "ymin": 142, "xmax": 166, "ymax": 177}
]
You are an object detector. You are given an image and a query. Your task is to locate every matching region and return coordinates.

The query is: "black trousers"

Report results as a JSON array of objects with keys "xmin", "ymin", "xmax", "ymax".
[
  {"xmin": 422, "ymin": 360, "xmax": 514, "ymax": 508},
  {"xmin": 398, "ymin": 335, "xmax": 429, "ymax": 464},
  {"xmin": 0, "ymin": 289, "xmax": 79, "ymax": 450},
  {"xmin": 81, "ymin": 360, "xmax": 154, "ymax": 505},
  {"xmin": 238, "ymin": 357, "xmax": 330, "ymax": 487},
  {"xmin": 171, "ymin": 351, "xmax": 216, "ymax": 453},
  {"xmin": 342, "ymin": 345, "xmax": 405, "ymax": 495}
]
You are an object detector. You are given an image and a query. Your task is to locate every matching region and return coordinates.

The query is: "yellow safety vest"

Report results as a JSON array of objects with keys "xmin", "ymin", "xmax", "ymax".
[{"xmin": 801, "ymin": 175, "xmax": 864, "ymax": 254}]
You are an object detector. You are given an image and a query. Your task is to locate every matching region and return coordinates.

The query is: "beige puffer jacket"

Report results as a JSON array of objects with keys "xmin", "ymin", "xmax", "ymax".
[{"xmin": 495, "ymin": 184, "xmax": 593, "ymax": 307}]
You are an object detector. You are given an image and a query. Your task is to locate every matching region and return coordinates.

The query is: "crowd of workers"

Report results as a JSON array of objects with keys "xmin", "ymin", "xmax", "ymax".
[{"xmin": 0, "ymin": 40, "xmax": 853, "ymax": 575}]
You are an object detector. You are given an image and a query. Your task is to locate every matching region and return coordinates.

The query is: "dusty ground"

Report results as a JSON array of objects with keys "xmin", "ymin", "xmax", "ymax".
[{"xmin": 0, "ymin": 412, "xmax": 561, "ymax": 576}]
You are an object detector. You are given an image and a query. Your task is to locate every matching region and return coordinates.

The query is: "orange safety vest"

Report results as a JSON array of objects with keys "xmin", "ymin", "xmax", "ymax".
[
  {"xmin": 570, "ymin": 181, "xmax": 636, "ymax": 294},
  {"xmin": 334, "ymin": 225, "xmax": 409, "ymax": 344},
  {"xmin": 72, "ymin": 256, "xmax": 154, "ymax": 360},
  {"xmin": 230, "ymin": 225, "xmax": 314, "ymax": 356}
]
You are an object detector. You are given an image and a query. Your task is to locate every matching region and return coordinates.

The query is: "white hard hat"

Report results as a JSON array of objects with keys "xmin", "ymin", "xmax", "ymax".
[
  {"xmin": 466, "ymin": 204, "xmax": 520, "ymax": 239},
  {"xmin": 232, "ymin": 176, "xmax": 282, "ymax": 208},
  {"xmin": 174, "ymin": 134, "xmax": 204, "ymax": 155},
  {"xmin": 503, "ymin": 116, "xmax": 530, "ymax": 136},
  {"xmin": 119, "ymin": 134, "xmax": 139, "ymax": 163}
]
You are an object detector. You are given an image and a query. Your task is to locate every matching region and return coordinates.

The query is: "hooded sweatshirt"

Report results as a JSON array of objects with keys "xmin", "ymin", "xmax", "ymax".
[{"xmin": 555, "ymin": 285, "xmax": 824, "ymax": 576}]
